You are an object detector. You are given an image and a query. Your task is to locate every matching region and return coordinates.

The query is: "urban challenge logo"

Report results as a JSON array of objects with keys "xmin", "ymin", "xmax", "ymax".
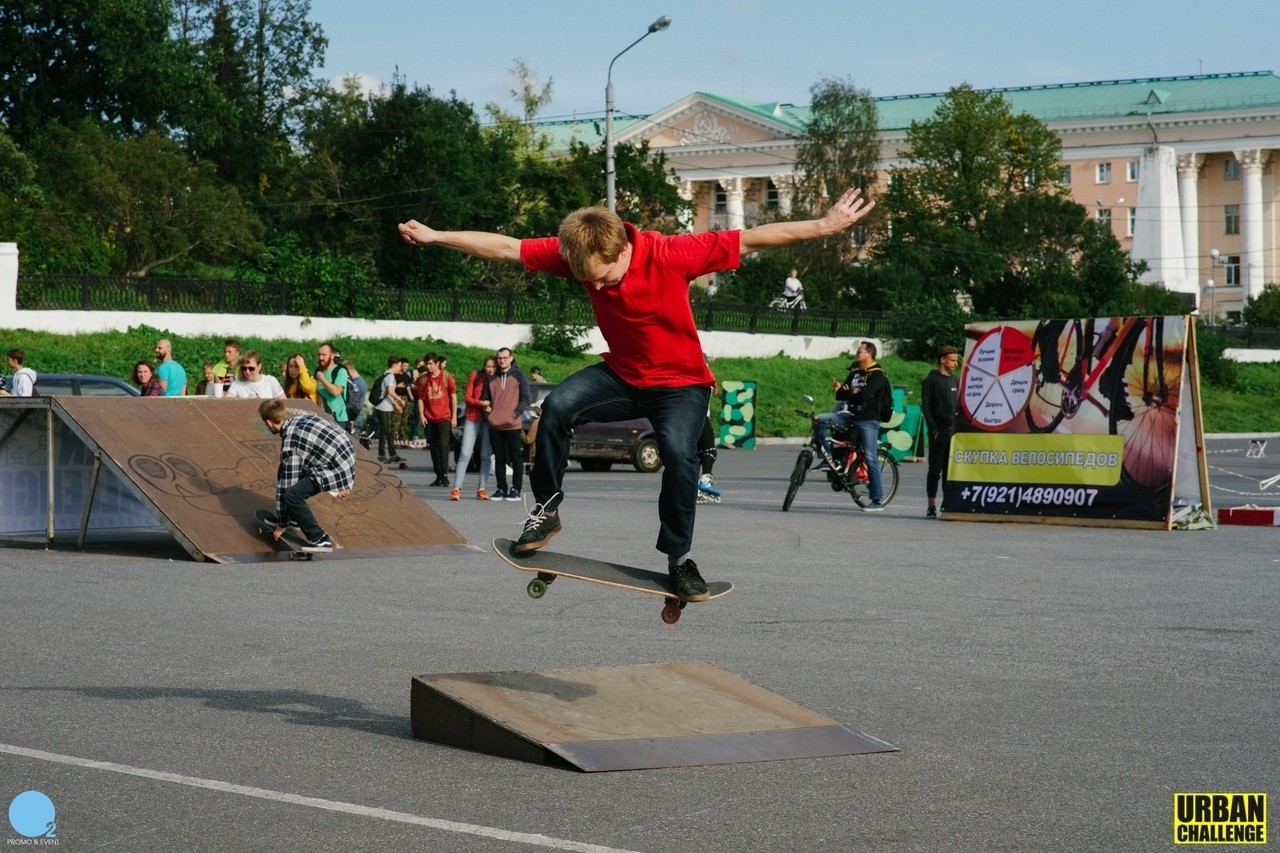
[{"xmin": 1174, "ymin": 792, "xmax": 1266, "ymax": 845}]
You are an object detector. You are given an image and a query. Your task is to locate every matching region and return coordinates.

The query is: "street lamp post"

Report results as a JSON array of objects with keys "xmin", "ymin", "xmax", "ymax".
[
  {"xmin": 605, "ymin": 15, "xmax": 671, "ymax": 213},
  {"xmin": 1209, "ymin": 248, "xmax": 1228, "ymax": 324}
]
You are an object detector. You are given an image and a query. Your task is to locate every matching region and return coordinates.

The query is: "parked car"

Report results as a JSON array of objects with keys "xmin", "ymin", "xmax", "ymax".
[
  {"xmin": 1, "ymin": 373, "xmax": 140, "ymax": 396},
  {"xmin": 524, "ymin": 382, "xmax": 662, "ymax": 474}
]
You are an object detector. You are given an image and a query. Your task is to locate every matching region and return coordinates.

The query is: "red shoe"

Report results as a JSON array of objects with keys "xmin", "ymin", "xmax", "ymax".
[
  {"xmin": 450, "ymin": 488, "xmax": 461, "ymax": 501},
  {"xmin": 476, "ymin": 488, "xmax": 489, "ymax": 500}
]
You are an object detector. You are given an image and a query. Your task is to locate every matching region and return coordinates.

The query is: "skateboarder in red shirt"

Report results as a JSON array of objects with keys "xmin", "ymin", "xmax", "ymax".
[{"xmin": 398, "ymin": 188, "xmax": 874, "ymax": 600}]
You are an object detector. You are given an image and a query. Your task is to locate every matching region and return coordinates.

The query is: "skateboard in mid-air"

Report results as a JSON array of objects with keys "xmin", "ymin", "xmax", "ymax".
[
  {"xmin": 492, "ymin": 538, "xmax": 732, "ymax": 625},
  {"xmin": 255, "ymin": 509, "xmax": 326, "ymax": 560}
]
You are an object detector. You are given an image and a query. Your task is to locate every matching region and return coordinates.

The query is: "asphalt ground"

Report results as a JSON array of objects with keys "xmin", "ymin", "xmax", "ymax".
[{"xmin": 1, "ymin": 438, "xmax": 1277, "ymax": 851}]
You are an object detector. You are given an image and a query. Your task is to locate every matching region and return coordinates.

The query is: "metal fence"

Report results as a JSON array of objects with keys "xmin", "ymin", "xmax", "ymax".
[{"xmin": 16, "ymin": 274, "xmax": 908, "ymax": 339}]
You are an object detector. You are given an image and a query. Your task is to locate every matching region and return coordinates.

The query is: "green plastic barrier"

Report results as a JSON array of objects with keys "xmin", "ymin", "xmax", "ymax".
[{"xmin": 718, "ymin": 380, "xmax": 757, "ymax": 449}]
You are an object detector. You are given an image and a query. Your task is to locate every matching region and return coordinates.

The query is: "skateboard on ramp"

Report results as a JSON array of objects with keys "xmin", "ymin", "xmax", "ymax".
[
  {"xmin": 492, "ymin": 538, "xmax": 732, "ymax": 625},
  {"xmin": 255, "ymin": 509, "xmax": 328, "ymax": 560}
]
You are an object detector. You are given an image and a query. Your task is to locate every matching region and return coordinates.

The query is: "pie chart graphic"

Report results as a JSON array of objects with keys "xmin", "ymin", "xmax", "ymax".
[{"xmin": 961, "ymin": 326, "xmax": 1035, "ymax": 430}]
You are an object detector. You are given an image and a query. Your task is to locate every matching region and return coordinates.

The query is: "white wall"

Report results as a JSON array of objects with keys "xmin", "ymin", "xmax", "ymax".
[{"xmin": 0, "ymin": 244, "xmax": 874, "ymax": 361}]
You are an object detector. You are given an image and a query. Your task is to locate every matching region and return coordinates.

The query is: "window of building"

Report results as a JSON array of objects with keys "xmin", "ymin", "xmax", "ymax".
[
  {"xmin": 1127, "ymin": 208, "xmax": 1136, "ymax": 237},
  {"xmin": 763, "ymin": 180, "xmax": 779, "ymax": 211},
  {"xmin": 1225, "ymin": 204, "xmax": 1240, "ymax": 235},
  {"xmin": 1126, "ymin": 160, "xmax": 1139, "ymax": 182},
  {"xmin": 713, "ymin": 184, "xmax": 727, "ymax": 214},
  {"xmin": 1224, "ymin": 158, "xmax": 1241, "ymax": 181},
  {"xmin": 1096, "ymin": 162, "xmax": 1112, "ymax": 184},
  {"xmin": 1095, "ymin": 208, "xmax": 1112, "ymax": 227},
  {"xmin": 1224, "ymin": 255, "xmax": 1241, "ymax": 286},
  {"xmin": 1061, "ymin": 164, "xmax": 1072, "ymax": 186}
]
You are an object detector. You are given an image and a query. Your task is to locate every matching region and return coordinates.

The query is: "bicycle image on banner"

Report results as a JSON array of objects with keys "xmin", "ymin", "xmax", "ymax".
[{"xmin": 945, "ymin": 315, "xmax": 1196, "ymax": 528}]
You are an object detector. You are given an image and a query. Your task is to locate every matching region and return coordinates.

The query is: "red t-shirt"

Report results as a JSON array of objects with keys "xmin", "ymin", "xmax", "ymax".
[
  {"xmin": 417, "ymin": 371, "xmax": 456, "ymax": 422},
  {"xmin": 520, "ymin": 224, "xmax": 739, "ymax": 388}
]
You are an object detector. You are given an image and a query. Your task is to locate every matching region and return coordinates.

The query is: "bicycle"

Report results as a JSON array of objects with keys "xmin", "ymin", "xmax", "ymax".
[
  {"xmin": 1025, "ymin": 315, "xmax": 1178, "ymax": 487},
  {"xmin": 782, "ymin": 395, "xmax": 900, "ymax": 511},
  {"xmin": 1025, "ymin": 316, "xmax": 1170, "ymax": 433}
]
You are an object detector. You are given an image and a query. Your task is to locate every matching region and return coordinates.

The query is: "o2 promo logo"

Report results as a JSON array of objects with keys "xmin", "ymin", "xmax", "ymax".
[{"xmin": 7, "ymin": 790, "xmax": 57, "ymax": 842}]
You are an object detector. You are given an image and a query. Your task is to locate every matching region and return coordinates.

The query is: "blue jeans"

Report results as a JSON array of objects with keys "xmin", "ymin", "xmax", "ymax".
[
  {"xmin": 852, "ymin": 419, "xmax": 884, "ymax": 503},
  {"xmin": 452, "ymin": 418, "xmax": 492, "ymax": 491},
  {"xmin": 814, "ymin": 410, "xmax": 854, "ymax": 460},
  {"xmin": 531, "ymin": 362, "xmax": 710, "ymax": 560}
]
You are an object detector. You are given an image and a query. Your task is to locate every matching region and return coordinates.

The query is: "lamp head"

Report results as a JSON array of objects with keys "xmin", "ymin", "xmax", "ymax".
[
  {"xmin": 648, "ymin": 15, "xmax": 671, "ymax": 33},
  {"xmin": 1210, "ymin": 248, "xmax": 1220, "ymax": 261}
]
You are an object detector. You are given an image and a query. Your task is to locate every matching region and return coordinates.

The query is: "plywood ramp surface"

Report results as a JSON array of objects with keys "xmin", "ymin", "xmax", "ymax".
[
  {"xmin": 51, "ymin": 397, "xmax": 474, "ymax": 562},
  {"xmin": 412, "ymin": 661, "xmax": 897, "ymax": 771}
]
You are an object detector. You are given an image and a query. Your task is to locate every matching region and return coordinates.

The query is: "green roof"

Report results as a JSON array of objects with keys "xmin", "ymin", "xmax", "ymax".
[{"xmin": 532, "ymin": 71, "xmax": 1280, "ymax": 148}]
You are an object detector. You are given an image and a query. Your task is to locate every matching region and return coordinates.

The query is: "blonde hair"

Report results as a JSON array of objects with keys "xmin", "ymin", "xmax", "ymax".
[{"xmin": 557, "ymin": 207, "xmax": 628, "ymax": 280}]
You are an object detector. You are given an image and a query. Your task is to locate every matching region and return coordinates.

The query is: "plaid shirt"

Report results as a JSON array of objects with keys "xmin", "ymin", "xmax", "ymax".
[{"xmin": 275, "ymin": 413, "xmax": 357, "ymax": 512}]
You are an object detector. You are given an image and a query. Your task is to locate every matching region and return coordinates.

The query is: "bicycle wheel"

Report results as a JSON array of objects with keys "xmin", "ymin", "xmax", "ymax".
[
  {"xmin": 848, "ymin": 447, "xmax": 899, "ymax": 507},
  {"xmin": 1025, "ymin": 319, "xmax": 1084, "ymax": 433},
  {"xmin": 844, "ymin": 445, "xmax": 896, "ymax": 504},
  {"xmin": 1105, "ymin": 318, "xmax": 1180, "ymax": 488},
  {"xmin": 782, "ymin": 447, "xmax": 812, "ymax": 511}
]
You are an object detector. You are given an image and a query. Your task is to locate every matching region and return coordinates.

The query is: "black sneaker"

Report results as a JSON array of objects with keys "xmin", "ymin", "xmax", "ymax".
[
  {"xmin": 926, "ymin": 506, "xmax": 938, "ymax": 519},
  {"xmin": 669, "ymin": 560, "xmax": 709, "ymax": 602},
  {"xmin": 300, "ymin": 536, "xmax": 333, "ymax": 553},
  {"xmin": 514, "ymin": 499, "xmax": 561, "ymax": 554}
]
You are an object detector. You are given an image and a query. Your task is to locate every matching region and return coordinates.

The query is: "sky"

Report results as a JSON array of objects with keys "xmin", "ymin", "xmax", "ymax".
[{"xmin": 307, "ymin": 0, "xmax": 1278, "ymax": 122}]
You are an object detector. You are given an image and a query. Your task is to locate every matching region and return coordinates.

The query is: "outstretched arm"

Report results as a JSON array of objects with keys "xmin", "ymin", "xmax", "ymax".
[
  {"xmin": 739, "ymin": 187, "xmax": 875, "ymax": 255},
  {"xmin": 398, "ymin": 220, "xmax": 522, "ymax": 262}
]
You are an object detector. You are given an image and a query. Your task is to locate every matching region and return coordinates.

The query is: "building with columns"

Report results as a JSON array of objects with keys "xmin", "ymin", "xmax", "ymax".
[{"xmin": 544, "ymin": 71, "xmax": 1279, "ymax": 321}]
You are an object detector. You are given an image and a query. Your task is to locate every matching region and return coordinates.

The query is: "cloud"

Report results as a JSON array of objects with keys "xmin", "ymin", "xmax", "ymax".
[{"xmin": 330, "ymin": 73, "xmax": 389, "ymax": 99}]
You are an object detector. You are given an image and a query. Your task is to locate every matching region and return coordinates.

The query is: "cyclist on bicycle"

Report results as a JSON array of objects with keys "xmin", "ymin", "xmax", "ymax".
[{"xmin": 814, "ymin": 341, "xmax": 890, "ymax": 511}]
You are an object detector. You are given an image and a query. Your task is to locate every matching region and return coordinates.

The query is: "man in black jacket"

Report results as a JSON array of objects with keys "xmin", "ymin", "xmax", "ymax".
[
  {"xmin": 921, "ymin": 345, "xmax": 961, "ymax": 519},
  {"xmin": 815, "ymin": 340, "xmax": 891, "ymax": 511}
]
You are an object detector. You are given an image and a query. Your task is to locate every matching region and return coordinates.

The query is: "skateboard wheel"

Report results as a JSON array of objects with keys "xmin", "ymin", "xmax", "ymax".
[
  {"xmin": 527, "ymin": 578, "xmax": 548, "ymax": 599},
  {"xmin": 661, "ymin": 604, "xmax": 682, "ymax": 624}
]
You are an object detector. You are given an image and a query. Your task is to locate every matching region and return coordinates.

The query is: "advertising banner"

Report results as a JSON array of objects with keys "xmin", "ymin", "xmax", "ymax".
[{"xmin": 943, "ymin": 315, "xmax": 1203, "ymax": 528}]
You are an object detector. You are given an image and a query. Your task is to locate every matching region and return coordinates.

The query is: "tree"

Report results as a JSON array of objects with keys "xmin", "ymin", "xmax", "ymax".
[
  {"xmin": 737, "ymin": 77, "xmax": 879, "ymax": 309},
  {"xmin": 794, "ymin": 77, "xmax": 880, "ymax": 217},
  {"xmin": 0, "ymin": 0, "xmax": 195, "ymax": 144},
  {"xmin": 171, "ymin": 0, "xmax": 327, "ymax": 200},
  {"xmin": 293, "ymin": 77, "xmax": 519, "ymax": 289},
  {"xmin": 1243, "ymin": 283, "xmax": 1280, "ymax": 327},
  {"xmin": 873, "ymin": 85, "xmax": 1144, "ymax": 319},
  {"xmin": 31, "ymin": 122, "xmax": 263, "ymax": 276}
]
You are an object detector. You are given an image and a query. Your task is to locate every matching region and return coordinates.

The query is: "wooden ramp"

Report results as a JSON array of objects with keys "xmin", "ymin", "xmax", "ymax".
[
  {"xmin": 410, "ymin": 661, "xmax": 897, "ymax": 771},
  {"xmin": 0, "ymin": 396, "xmax": 477, "ymax": 562}
]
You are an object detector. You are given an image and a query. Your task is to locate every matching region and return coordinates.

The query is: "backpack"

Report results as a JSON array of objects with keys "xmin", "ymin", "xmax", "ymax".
[
  {"xmin": 867, "ymin": 366, "xmax": 892, "ymax": 423},
  {"xmin": 367, "ymin": 371, "xmax": 392, "ymax": 408},
  {"xmin": 344, "ymin": 374, "xmax": 366, "ymax": 420}
]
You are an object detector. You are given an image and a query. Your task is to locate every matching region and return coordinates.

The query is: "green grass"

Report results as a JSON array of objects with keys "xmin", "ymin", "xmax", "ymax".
[{"xmin": 4, "ymin": 325, "xmax": 1277, "ymax": 435}]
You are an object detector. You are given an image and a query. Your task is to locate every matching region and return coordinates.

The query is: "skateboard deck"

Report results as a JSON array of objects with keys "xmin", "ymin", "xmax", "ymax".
[
  {"xmin": 492, "ymin": 538, "xmax": 732, "ymax": 624},
  {"xmin": 255, "ymin": 509, "xmax": 323, "ymax": 560}
]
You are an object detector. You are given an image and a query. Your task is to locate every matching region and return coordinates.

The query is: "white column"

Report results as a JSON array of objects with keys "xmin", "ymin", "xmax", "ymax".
[
  {"xmin": 0, "ymin": 243, "xmax": 18, "ymax": 319},
  {"xmin": 675, "ymin": 180, "xmax": 695, "ymax": 232},
  {"xmin": 1133, "ymin": 145, "xmax": 1191, "ymax": 296},
  {"xmin": 1234, "ymin": 149, "xmax": 1267, "ymax": 302},
  {"xmin": 1176, "ymin": 154, "xmax": 1202, "ymax": 288},
  {"xmin": 722, "ymin": 177, "xmax": 746, "ymax": 231}
]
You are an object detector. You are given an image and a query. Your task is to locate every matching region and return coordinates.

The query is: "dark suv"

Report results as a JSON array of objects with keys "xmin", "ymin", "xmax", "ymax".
[
  {"xmin": 2, "ymin": 373, "xmax": 140, "ymax": 396},
  {"xmin": 526, "ymin": 382, "xmax": 662, "ymax": 473}
]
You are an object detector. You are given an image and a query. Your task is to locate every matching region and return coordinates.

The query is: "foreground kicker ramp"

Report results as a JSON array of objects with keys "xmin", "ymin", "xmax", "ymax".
[
  {"xmin": 411, "ymin": 661, "xmax": 898, "ymax": 771},
  {"xmin": 0, "ymin": 397, "xmax": 475, "ymax": 562}
]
